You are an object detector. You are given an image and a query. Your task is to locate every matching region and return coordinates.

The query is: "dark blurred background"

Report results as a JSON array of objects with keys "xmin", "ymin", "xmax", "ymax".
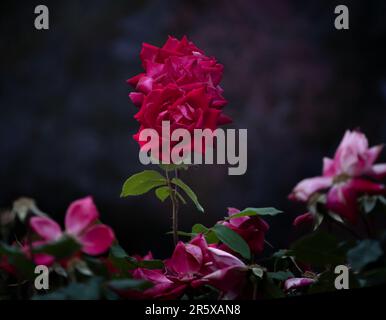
[{"xmin": 1, "ymin": 0, "xmax": 386, "ymax": 257}]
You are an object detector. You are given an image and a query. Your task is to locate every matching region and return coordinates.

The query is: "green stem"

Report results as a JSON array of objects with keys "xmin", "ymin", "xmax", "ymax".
[
  {"xmin": 165, "ymin": 170, "xmax": 179, "ymax": 246},
  {"xmin": 174, "ymin": 168, "xmax": 180, "ymax": 223}
]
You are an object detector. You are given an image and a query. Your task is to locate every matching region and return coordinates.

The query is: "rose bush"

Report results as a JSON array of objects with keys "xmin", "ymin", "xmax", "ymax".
[
  {"xmin": 1, "ymin": 129, "xmax": 386, "ymax": 300},
  {"xmin": 1, "ymin": 36, "xmax": 386, "ymax": 300}
]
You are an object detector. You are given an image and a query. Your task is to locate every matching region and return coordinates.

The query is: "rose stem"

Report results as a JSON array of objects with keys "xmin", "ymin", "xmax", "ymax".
[
  {"xmin": 174, "ymin": 168, "xmax": 180, "ymax": 235},
  {"xmin": 165, "ymin": 169, "xmax": 179, "ymax": 246}
]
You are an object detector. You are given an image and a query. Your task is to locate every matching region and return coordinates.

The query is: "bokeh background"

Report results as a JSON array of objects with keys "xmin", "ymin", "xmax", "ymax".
[{"xmin": 1, "ymin": 0, "xmax": 386, "ymax": 257}]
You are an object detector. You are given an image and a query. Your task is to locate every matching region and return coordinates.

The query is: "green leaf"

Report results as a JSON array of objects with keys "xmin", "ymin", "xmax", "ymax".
[
  {"xmin": 108, "ymin": 244, "xmax": 136, "ymax": 274},
  {"xmin": 82, "ymin": 257, "xmax": 110, "ymax": 278},
  {"xmin": 110, "ymin": 244, "xmax": 128, "ymax": 259},
  {"xmin": 362, "ymin": 196, "xmax": 377, "ymax": 214},
  {"xmin": 191, "ymin": 224, "xmax": 219, "ymax": 244},
  {"xmin": 73, "ymin": 260, "xmax": 94, "ymax": 276},
  {"xmin": 109, "ymin": 244, "xmax": 163, "ymax": 272},
  {"xmin": 379, "ymin": 196, "xmax": 386, "ymax": 206},
  {"xmin": 155, "ymin": 186, "xmax": 170, "ymax": 202},
  {"xmin": 272, "ymin": 249, "xmax": 290, "ymax": 259},
  {"xmin": 290, "ymin": 231, "xmax": 346, "ymax": 267},
  {"xmin": 347, "ymin": 239, "xmax": 383, "ymax": 272},
  {"xmin": 156, "ymin": 187, "xmax": 186, "ymax": 204},
  {"xmin": 33, "ymin": 236, "xmax": 81, "ymax": 259},
  {"xmin": 108, "ymin": 279, "xmax": 153, "ymax": 291},
  {"xmin": 121, "ymin": 170, "xmax": 166, "ymax": 197},
  {"xmin": 171, "ymin": 178, "xmax": 204, "ymax": 212},
  {"xmin": 205, "ymin": 231, "xmax": 220, "ymax": 244},
  {"xmin": 225, "ymin": 207, "xmax": 282, "ymax": 220},
  {"xmin": 267, "ymin": 271, "xmax": 294, "ymax": 281},
  {"xmin": 192, "ymin": 223, "xmax": 209, "ymax": 234},
  {"xmin": 327, "ymin": 211, "xmax": 343, "ymax": 224},
  {"xmin": 312, "ymin": 212, "xmax": 324, "ymax": 230},
  {"xmin": 212, "ymin": 224, "xmax": 251, "ymax": 259},
  {"xmin": 252, "ymin": 267, "xmax": 264, "ymax": 279}
]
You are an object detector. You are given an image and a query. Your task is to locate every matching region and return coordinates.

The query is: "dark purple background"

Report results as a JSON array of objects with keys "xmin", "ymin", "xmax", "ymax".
[{"xmin": 1, "ymin": 0, "xmax": 386, "ymax": 257}]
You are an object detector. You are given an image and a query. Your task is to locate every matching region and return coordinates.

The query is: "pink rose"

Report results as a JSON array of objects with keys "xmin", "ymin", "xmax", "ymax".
[
  {"xmin": 30, "ymin": 196, "xmax": 115, "ymax": 259},
  {"xmin": 290, "ymin": 130, "xmax": 386, "ymax": 223},
  {"xmin": 133, "ymin": 235, "xmax": 247, "ymax": 299}
]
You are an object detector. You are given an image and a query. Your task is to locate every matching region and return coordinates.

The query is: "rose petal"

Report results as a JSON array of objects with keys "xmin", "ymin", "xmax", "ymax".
[
  {"xmin": 126, "ymin": 73, "xmax": 144, "ymax": 87},
  {"xmin": 136, "ymin": 76, "xmax": 153, "ymax": 94},
  {"xmin": 203, "ymin": 265, "xmax": 247, "ymax": 299},
  {"xmin": 323, "ymin": 157, "xmax": 336, "ymax": 176},
  {"xmin": 129, "ymin": 92, "xmax": 144, "ymax": 107},
  {"xmin": 166, "ymin": 242, "xmax": 203, "ymax": 274},
  {"xmin": 284, "ymin": 277, "xmax": 315, "ymax": 291},
  {"xmin": 207, "ymin": 247, "xmax": 245, "ymax": 269},
  {"xmin": 326, "ymin": 179, "xmax": 383, "ymax": 224},
  {"xmin": 225, "ymin": 207, "xmax": 249, "ymax": 228},
  {"xmin": 65, "ymin": 196, "xmax": 99, "ymax": 236},
  {"xmin": 370, "ymin": 163, "xmax": 386, "ymax": 179},
  {"xmin": 289, "ymin": 176, "xmax": 333, "ymax": 202},
  {"xmin": 364, "ymin": 145, "xmax": 383, "ymax": 168},
  {"xmin": 133, "ymin": 268, "xmax": 172, "ymax": 284},
  {"xmin": 349, "ymin": 178, "xmax": 385, "ymax": 194},
  {"xmin": 79, "ymin": 224, "xmax": 115, "ymax": 255},
  {"xmin": 326, "ymin": 182, "xmax": 359, "ymax": 224},
  {"xmin": 34, "ymin": 253, "xmax": 55, "ymax": 266},
  {"xmin": 293, "ymin": 212, "xmax": 314, "ymax": 228},
  {"xmin": 30, "ymin": 217, "xmax": 62, "ymax": 241}
]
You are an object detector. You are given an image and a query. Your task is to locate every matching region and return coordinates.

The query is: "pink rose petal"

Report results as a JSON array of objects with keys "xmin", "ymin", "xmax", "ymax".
[
  {"xmin": 80, "ymin": 224, "xmax": 115, "ymax": 255},
  {"xmin": 30, "ymin": 217, "xmax": 62, "ymax": 241},
  {"xmin": 65, "ymin": 196, "xmax": 99, "ymax": 236}
]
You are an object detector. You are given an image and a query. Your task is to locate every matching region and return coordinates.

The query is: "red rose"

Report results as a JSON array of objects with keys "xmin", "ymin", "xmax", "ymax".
[
  {"xmin": 133, "ymin": 85, "xmax": 231, "ymax": 159},
  {"xmin": 219, "ymin": 208, "xmax": 269, "ymax": 255},
  {"xmin": 128, "ymin": 35, "xmax": 232, "ymax": 161},
  {"xmin": 128, "ymin": 36, "xmax": 227, "ymax": 108}
]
